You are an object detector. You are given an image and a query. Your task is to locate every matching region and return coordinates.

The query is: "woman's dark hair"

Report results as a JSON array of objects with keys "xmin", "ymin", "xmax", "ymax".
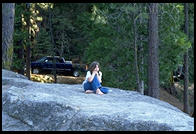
[{"xmin": 88, "ymin": 61, "xmax": 100, "ymax": 74}]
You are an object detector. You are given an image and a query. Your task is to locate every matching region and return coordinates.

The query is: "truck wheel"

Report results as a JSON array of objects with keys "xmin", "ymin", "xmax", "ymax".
[
  {"xmin": 32, "ymin": 68, "xmax": 39, "ymax": 74},
  {"xmin": 73, "ymin": 70, "xmax": 79, "ymax": 77}
]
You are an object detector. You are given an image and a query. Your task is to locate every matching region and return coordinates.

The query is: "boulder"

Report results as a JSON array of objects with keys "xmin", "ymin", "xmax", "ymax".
[{"xmin": 2, "ymin": 69, "xmax": 194, "ymax": 131}]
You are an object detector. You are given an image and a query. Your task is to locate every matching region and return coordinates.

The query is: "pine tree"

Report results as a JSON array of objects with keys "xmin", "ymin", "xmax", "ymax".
[
  {"xmin": 2, "ymin": 3, "xmax": 15, "ymax": 70},
  {"xmin": 183, "ymin": 3, "xmax": 190, "ymax": 114},
  {"xmin": 147, "ymin": 3, "xmax": 160, "ymax": 98}
]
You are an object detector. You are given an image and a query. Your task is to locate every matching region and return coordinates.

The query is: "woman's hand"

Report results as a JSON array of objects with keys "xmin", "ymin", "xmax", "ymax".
[
  {"xmin": 88, "ymin": 71, "xmax": 97, "ymax": 82},
  {"xmin": 97, "ymin": 71, "xmax": 102, "ymax": 83},
  {"xmin": 92, "ymin": 70, "xmax": 98, "ymax": 75}
]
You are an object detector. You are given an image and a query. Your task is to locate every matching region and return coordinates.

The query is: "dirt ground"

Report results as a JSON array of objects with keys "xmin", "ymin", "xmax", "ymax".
[{"xmin": 160, "ymin": 83, "xmax": 194, "ymax": 117}]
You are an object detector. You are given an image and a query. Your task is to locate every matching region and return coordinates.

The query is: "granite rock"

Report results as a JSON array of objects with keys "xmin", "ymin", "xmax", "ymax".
[{"xmin": 2, "ymin": 69, "xmax": 194, "ymax": 131}]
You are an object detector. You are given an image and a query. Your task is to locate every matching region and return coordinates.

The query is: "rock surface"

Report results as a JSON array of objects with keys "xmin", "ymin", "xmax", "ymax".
[{"xmin": 2, "ymin": 69, "xmax": 194, "ymax": 131}]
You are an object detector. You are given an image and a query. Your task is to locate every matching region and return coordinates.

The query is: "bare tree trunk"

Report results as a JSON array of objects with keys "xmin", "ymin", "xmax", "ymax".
[
  {"xmin": 147, "ymin": 3, "xmax": 160, "ymax": 99},
  {"xmin": 133, "ymin": 18, "xmax": 139, "ymax": 91},
  {"xmin": 16, "ymin": 40, "xmax": 25, "ymax": 75},
  {"xmin": 138, "ymin": 4, "xmax": 144, "ymax": 94},
  {"xmin": 139, "ymin": 41, "xmax": 144, "ymax": 94},
  {"xmin": 26, "ymin": 4, "xmax": 31, "ymax": 80},
  {"xmin": 49, "ymin": 7, "xmax": 57, "ymax": 83},
  {"xmin": 183, "ymin": 3, "xmax": 190, "ymax": 114},
  {"xmin": 133, "ymin": 17, "xmax": 142, "ymax": 94},
  {"xmin": 2, "ymin": 3, "xmax": 15, "ymax": 70},
  {"xmin": 26, "ymin": 42, "xmax": 31, "ymax": 80}
]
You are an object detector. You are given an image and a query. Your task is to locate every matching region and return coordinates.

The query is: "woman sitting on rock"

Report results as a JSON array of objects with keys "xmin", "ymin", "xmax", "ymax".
[{"xmin": 82, "ymin": 61, "xmax": 110, "ymax": 95}]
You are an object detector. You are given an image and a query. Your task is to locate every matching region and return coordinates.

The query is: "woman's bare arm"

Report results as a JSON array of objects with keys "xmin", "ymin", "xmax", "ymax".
[
  {"xmin": 97, "ymin": 73, "xmax": 102, "ymax": 83},
  {"xmin": 87, "ymin": 72, "xmax": 96, "ymax": 82}
]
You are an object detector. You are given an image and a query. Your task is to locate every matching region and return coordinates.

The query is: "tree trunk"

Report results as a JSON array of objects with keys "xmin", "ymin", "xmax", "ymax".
[
  {"xmin": 138, "ymin": 4, "xmax": 144, "ymax": 95},
  {"xmin": 133, "ymin": 17, "xmax": 142, "ymax": 94},
  {"xmin": 139, "ymin": 36, "xmax": 144, "ymax": 94},
  {"xmin": 24, "ymin": 4, "xmax": 31, "ymax": 80},
  {"xmin": 15, "ymin": 40, "xmax": 25, "ymax": 75},
  {"xmin": 147, "ymin": 3, "xmax": 160, "ymax": 99},
  {"xmin": 183, "ymin": 3, "xmax": 190, "ymax": 114},
  {"xmin": 19, "ymin": 48, "xmax": 25, "ymax": 75},
  {"xmin": 2, "ymin": 3, "xmax": 15, "ymax": 70},
  {"xmin": 26, "ymin": 41, "xmax": 31, "ymax": 80},
  {"xmin": 49, "ymin": 7, "xmax": 57, "ymax": 83},
  {"xmin": 25, "ymin": 6, "xmax": 31, "ymax": 80}
]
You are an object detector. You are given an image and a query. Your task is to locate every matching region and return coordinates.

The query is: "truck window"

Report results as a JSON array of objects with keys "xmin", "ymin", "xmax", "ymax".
[
  {"xmin": 57, "ymin": 58, "xmax": 64, "ymax": 63},
  {"xmin": 45, "ymin": 58, "xmax": 53, "ymax": 63}
]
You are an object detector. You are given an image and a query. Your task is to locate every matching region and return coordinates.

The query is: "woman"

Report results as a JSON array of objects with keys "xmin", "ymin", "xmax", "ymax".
[{"xmin": 82, "ymin": 61, "xmax": 110, "ymax": 95}]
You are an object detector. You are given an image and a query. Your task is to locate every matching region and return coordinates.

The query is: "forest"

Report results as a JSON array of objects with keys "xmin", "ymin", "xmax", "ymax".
[{"xmin": 2, "ymin": 3, "xmax": 194, "ymax": 115}]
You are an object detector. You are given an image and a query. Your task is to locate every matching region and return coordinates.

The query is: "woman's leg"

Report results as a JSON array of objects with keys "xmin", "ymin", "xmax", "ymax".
[
  {"xmin": 83, "ymin": 75, "xmax": 103, "ymax": 94},
  {"xmin": 100, "ymin": 87, "xmax": 109, "ymax": 94},
  {"xmin": 91, "ymin": 75, "xmax": 104, "ymax": 95},
  {"xmin": 83, "ymin": 82, "xmax": 94, "ymax": 93},
  {"xmin": 90, "ymin": 75, "xmax": 102, "ymax": 91}
]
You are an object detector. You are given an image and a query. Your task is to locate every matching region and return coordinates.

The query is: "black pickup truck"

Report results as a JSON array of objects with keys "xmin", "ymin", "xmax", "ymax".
[{"xmin": 31, "ymin": 56, "xmax": 80, "ymax": 77}]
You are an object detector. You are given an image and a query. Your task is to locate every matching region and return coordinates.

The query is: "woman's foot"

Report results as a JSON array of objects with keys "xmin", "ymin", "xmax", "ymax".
[
  {"xmin": 85, "ymin": 90, "xmax": 94, "ymax": 94},
  {"xmin": 96, "ymin": 88, "xmax": 104, "ymax": 95}
]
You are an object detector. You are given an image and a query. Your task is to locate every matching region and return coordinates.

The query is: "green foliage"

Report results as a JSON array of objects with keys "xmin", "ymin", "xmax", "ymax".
[
  {"xmin": 188, "ymin": 4, "xmax": 194, "ymax": 83},
  {"xmin": 12, "ymin": 3, "xmax": 27, "ymax": 72},
  {"xmin": 13, "ymin": 3, "xmax": 194, "ymax": 91},
  {"xmin": 158, "ymin": 3, "xmax": 193, "ymax": 86},
  {"xmin": 33, "ymin": 28, "xmax": 52, "ymax": 59},
  {"xmin": 79, "ymin": 3, "xmax": 140, "ymax": 90}
]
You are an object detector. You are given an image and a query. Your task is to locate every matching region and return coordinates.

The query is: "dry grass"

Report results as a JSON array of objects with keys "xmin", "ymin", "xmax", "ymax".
[
  {"xmin": 31, "ymin": 74, "xmax": 54, "ymax": 83},
  {"xmin": 31, "ymin": 74, "xmax": 85, "ymax": 84},
  {"xmin": 57, "ymin": 75, "xmax": 85, "ymax": 84}
]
